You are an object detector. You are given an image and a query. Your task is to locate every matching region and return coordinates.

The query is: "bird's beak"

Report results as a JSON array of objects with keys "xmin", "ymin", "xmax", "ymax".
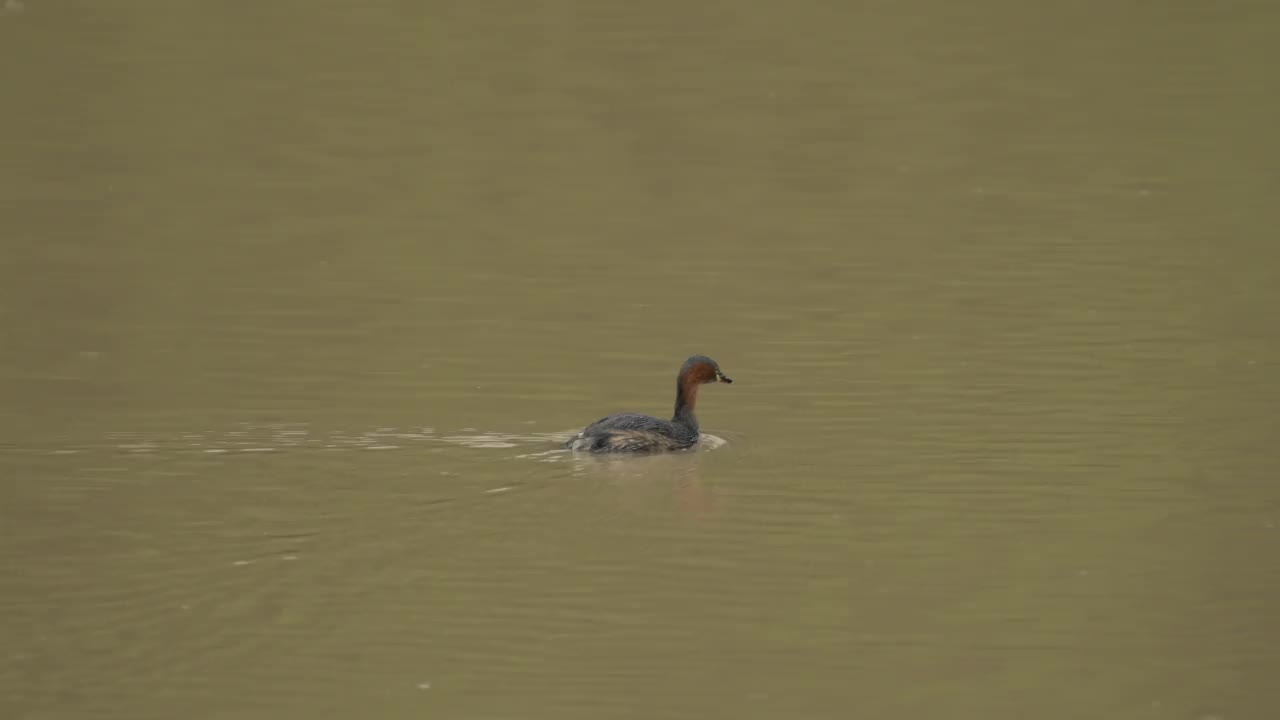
[{"xmin": 718, "ymin": 372, "xmax": 733, "ymax": 384}]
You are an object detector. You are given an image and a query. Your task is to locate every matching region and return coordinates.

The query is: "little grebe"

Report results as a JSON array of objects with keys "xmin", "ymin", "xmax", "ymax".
[{"xmin": 564, "ymin": 355, "xmax": 733, "ymax": 453}]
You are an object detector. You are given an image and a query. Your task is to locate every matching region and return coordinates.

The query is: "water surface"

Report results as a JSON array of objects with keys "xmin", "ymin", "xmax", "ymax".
[{"xmin": 3, "ymin": 2, "xmax": 1279, "ymax": 718}]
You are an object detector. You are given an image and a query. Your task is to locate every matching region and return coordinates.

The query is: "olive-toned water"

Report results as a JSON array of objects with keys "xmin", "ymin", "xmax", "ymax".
[{"xmin": 3, "ymin": 2, "xmax": 1278, "ymax": 718}]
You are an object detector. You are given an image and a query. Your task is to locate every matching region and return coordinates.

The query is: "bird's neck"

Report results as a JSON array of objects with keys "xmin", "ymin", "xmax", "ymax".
[{"xmin": 672, "ymin": 379, "xmax": 699, "ymax": 430}]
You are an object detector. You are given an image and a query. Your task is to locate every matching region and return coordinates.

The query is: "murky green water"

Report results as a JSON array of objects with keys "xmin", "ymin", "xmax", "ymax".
[{"xmin": 3, "ymin": 2, "xmax": 1279, "ymax": 718}]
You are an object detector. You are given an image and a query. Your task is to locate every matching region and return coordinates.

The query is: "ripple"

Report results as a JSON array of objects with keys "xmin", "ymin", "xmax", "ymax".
[{"xmin": 16, "ymin": 425, "xmax": 729, "ymax": 462}]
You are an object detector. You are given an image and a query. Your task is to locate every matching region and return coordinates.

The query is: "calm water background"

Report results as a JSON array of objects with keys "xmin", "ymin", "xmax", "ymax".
[{"xmin": 3, "ymin": 2, "xmax": 1279, "ymax": 718}]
